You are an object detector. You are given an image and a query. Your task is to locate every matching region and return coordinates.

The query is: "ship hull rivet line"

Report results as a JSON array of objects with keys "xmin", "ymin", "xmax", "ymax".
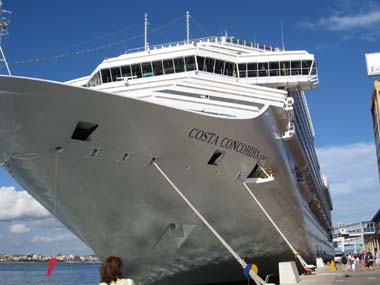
[
  {"xmin": 242, "ymin": 182, "xmax": 315, "ymax": 272},
  {"xmin": 152, "ymin": 161, "xmax": 273, "ymax": 285}
]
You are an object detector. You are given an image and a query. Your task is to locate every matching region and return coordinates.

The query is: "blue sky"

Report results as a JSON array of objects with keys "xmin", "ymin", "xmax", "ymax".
[{"xmin": 0, "ymin": 0, "xmax": 380, "ymax": 255}]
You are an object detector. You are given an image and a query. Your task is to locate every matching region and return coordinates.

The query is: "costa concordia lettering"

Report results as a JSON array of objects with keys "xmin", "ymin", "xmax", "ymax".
[
  {"xmin": 0, "ymin": 32, "xmax": 333, "ymax": 284},
  {"xmin": 188, "ymin": 127, "xmax": 267, "ymax": 160}
]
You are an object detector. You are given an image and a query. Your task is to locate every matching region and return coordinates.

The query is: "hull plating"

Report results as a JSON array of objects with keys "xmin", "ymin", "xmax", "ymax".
[{"xmin": 0, "ymin": 76, "xmax": 332, "ymax": 284}]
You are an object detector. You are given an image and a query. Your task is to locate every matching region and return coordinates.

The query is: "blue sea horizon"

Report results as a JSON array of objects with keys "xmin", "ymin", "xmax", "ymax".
[{"xmin": 0, "ymin": 262, "xmax": 99, "ymax": 284}]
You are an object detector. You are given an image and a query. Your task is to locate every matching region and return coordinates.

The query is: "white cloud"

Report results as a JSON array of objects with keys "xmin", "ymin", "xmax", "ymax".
[
  {"xmin": 298, "ymin": 1, "xmax": 380, "ymax": 41},
  {"xmin": 9, "ymin": 223, "xmax": 31, "ymax": 234},
  {"xmin": 0, "ymin": 187, "xmax": 51, "ymax": 221},
  {"xmin": 32, "ymin": 234, "xmax": 76, "ymax": 243},
  {"xmin": 317, "ymin": 142, "xmax": 380, "ymax": 223},
  {"xmin": 313, "ymin": 11, "xmax": 380, "ymax": 31},
  {"xmin": 317, "ymin": 142, "xmax": 378, "ymax": 194}
]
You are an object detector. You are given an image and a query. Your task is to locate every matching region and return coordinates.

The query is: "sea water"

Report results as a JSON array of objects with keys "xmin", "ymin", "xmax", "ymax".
[{"xmin": 0, "ymin": 262, "xmax": 99, "ymax": 285}]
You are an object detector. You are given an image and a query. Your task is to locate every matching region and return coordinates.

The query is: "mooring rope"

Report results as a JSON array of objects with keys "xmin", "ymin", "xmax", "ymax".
[
  {"xmin": 152, "ymin": 161, "xmax": 268, "ymax": 285},
  {"xmin": 242, "ymin": 182, "xmax": 310, "ymax": 269}
]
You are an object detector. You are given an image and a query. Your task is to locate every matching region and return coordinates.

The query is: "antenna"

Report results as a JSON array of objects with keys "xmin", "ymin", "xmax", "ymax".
[
  {"xmin": 0, "ymin": 0, "xmax": 11, "ymax": 75},
  {"xmin": 144, "ymin": 12, "xmax": 149, "ymax": 51},
  {"xmin": 186, "ymin": 11, "xmax": 190, "ymax": 44},
  {"xmin": 281, "ymin": 22, "xmax": 285, "ymax": 51}
]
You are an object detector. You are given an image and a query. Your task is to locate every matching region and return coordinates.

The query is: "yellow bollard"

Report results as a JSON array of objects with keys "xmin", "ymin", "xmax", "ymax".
[{"xmin": 330, "ymin": 260, "xmax": 336, "ymax": 271}]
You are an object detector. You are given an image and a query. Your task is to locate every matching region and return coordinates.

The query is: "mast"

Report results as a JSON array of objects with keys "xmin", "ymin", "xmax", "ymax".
[
  {"xmin": 186, "ymin": 11, "xmax": 190, "ymax": 44},
  {"xmin": 0, "ymin": 0, "xmax": 11, "ymax": 75},
  {"xmin": 144, "ymin": 12, "xmax": 149, "ymax": 51}
]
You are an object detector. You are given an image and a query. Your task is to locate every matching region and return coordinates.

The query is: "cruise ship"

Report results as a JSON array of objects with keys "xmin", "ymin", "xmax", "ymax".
[{"xmin": 0, "ymin": 9, "xmax": 333, "ymax": 285}]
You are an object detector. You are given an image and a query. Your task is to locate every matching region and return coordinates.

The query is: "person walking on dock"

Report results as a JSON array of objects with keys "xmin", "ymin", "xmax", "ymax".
[
  {"xmin": 341, "ymin": 253, "xmax": 349, "ymax": 277},
  {"xmin": 366, "ymin": 252, "xmax": 374, "ymax": 271},
  {"xmin": 99, "ymin": 256, "xmax": 135, "ymax": 285}
]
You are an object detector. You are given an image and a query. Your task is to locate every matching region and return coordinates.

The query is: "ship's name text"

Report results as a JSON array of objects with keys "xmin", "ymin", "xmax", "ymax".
[{"xmin": 188, "ymin": 128, "xmax": 267, "ymax": 161}]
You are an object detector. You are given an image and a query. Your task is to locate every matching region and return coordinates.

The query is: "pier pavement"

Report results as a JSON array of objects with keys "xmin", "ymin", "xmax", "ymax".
[{"xmin": 296, "ymin": 266, "xmax": 380, "ymax": 285}]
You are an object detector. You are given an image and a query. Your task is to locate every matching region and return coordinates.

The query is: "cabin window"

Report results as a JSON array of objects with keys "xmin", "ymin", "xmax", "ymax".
[
  {"xmin": 88, "ymin": 71, "xmax": 101, "ymax": 87},
  {"xmin": 258, "ymin": 62, "xmax": 268, "ymax": 77},
  {"xmin": 185, "ymin": 56, "xmax": 196, "ymax": 71},
  {"xmin": 152, "ymin": 60, "xmax": 164, "ymax": 76},
  {"xmin": 238, "ymin": 63, "xmax": 247, "ymax": 78},
  {"xmin": 142, "ymin": 62, "xmax": 153, "ymax": 77},
  {"xmin": 269, "ymin": 62, "xmax": 279, "ymax": 76},
  {"xmin": 205, "ymin": 57, "xmax": 215, "ymax": 72},
  {"xmin": 101, "ymin": 69, "xmax": 112, "ymax": 83},
  {"xmin": 111, "ymin": 66, "xmax": 121, "ymax": 81},
  {"xmin": 291, "ymin": 61, "xmax": 301, "ymax": 75},
  {"xmin": 224, "ymin": 61, "xmax": 234, "ymax": 76},
  {"xmin": 280, "ymin": 61, "xmax": 290, "ymax": 76},
  {"xmin": 310, "ymin": 62, "xmax": 317, "ymax": 75},
  {"xmin": 131, "ymin": 63, "xmax": 142, "ymax": 78},
  {"xmin": 121, "ymin": 65, "xmax": 132, "ymax": 78},
  {"xmin": 302, "ymin": 60, "xmax": 312, "ymax": 75},
  {"xmin": 163, "ymin": 59, "xmax": 175, "ymax": 74},
  {"xmin": 174, "ymin": 57, "xmax": 185, "ymax": 73},
  {"xmin": 247, "ymin": 63, "xmax": 257, "ymax": 77},
  {"xmin": 196, "ymin": 56, "xmax": 205, "ymax": 71},
  {"xmin": 214, "ymin": 59, "xmax": 224, "ymax": 75}
]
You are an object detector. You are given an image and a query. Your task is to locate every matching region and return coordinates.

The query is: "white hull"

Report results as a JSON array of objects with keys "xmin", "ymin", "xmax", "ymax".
[{"xmin": 0, "ymin": 76, "xmax": 332, "ymax": 284}]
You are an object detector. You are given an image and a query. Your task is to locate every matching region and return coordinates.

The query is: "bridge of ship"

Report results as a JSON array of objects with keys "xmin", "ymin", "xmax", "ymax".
[{"xmin": 86, "ymin": 36, "xmax": 319, "ymax": 92}]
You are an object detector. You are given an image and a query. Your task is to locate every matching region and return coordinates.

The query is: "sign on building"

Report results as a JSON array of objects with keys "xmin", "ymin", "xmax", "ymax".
[{"xmin": 366, "ymin": 53, "xmax": 380, "ymax": 76}]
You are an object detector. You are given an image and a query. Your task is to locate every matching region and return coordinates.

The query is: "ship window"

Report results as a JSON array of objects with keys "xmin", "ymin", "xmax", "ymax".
[
  {"xmin": 152, "ymin": 60, "xmax": 164, "ymax": 76},
  {"xmin": 196, "ymin": 56, "xmax": 205, "ymax": 71},
  {"xmin": 111, "ymin": 66, "xmax": 122, "ymax": 81},
  {"xmin": 185, "ymin": 56, "xmax": 196, "ymax": 71},
  {"xmin": 71, "ymin": 121, "xmax": 98, "ymax": 141},
  {"xmin": 121, "ymin": 65, "xmax": 132, "ymax": 78},
  {"xmin": 291, "ymin": 61, "xmax": 301, "ymax": 75},
  {"xmin": 207, "ymin": 150, "xmax": 225, "ymax": 166},
  {"xmin": 310, "ymin": 61, "xmax": 317, "ymax": 75},
  {"xmin": 214, "ymin": 59, "xmax": 224, "ymax": 75},
  {"xmin": 142, "ymin": 62, "xmax": 153, "ymax": 77},
  {"xmin": 88, "ymin": 71, "xmax": 101, "ymax": 87},
  {"xmin": 224, "ymin": 61, "xmax": 234, "ymax": 76},
  {"xmin": 174, "ymin": 57, "xmax": 185, "ymax": 73},
  {"xmin": 163, "ymin": 59, "xmax": 174, "ymax": 74},
  {"xmin": 238, "ymin": 63, "xmax": 247, "ymax": 78},
  {"xmin": 205, "ymin": 57, "xmax": 215, "ymax": 72},
  {"xmin": 302, "ymin": 60, "xmax": 312, "ymax": 75},
  {"xmin": 269, "ymin": 62, "xmax": 279, "ymax": 76},
  {"xmin": 247, "ymin": 63, "xmax": 257, "ymax": 77},
  {"xmin": 131, "ymin": 63, "xmax": 142, "ymax": 78},
  {"xmin": 258, "ymin": 62, "xmax": 268, "ymax": 77},
  {"xmin": 101, "ymin": 69, "xmax": 112, "ymax": 83},
  {"xmin": 280, "ymin": 61, "xmax": 290, "ymax": 76}
]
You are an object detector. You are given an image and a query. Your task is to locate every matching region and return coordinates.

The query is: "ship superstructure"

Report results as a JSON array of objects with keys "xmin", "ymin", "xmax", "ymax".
[{"xmin": 0, "ymin": 10, "xmax": 332, "ymax": 284}]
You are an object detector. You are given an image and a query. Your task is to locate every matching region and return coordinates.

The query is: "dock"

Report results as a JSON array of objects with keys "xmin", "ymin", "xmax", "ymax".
[{"xmin": 295, "ymin": 266, "xmax": 380, "ymax": 285}]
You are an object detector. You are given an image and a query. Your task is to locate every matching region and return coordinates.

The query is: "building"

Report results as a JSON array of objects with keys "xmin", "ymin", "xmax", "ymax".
[
  {"xmin": 333, "ymin": 221, "xmax": 376, "ymax": 254},
  {"xmin": 370, "ymin": 80, "xmax": 380, "ymax": 180},
  {"xmin": 364, "ymin": 209, "xmax": 380, "ymax": 254}
]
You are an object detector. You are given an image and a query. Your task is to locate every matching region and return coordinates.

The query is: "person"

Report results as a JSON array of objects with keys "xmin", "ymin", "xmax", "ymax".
[
  {"xmin": 351, "ymin": 254, "xmax": 356, "ymax": 272},
  {"xmin": 341, "ymin": 253, "xmax": 349, "ymax": 277},
  {"xmin": 99, "ymin": 256, "xmax": 135, "ymax": 285},
  {"xmin": 366, "ymin": 251, "xmax": 374, "ymax": 271}
]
